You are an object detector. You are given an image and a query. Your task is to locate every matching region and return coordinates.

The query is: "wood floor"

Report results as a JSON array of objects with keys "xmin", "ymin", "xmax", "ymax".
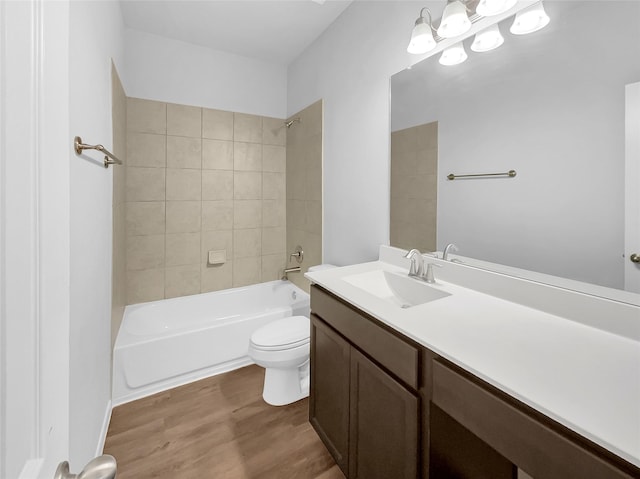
[{"xmin": 104, "ymin": 365, "xmax": 344, "ymax": 479}]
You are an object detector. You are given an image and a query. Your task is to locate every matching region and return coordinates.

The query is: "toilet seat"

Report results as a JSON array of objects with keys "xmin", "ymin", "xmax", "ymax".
[{"xmin": 250, "ymin": 316, "xmax": 310, "ymax": 351}]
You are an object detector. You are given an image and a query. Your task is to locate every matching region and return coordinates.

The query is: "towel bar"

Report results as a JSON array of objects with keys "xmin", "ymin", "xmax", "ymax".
[{"xmin": 74, "ymin": 136, "xmax": 122, "ymax": 168}]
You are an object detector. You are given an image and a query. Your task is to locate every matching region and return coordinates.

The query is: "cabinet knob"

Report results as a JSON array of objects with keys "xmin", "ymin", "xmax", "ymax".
[{"xmin": 631, "ymin": 253, "xmax": 640, "ymax": 264}]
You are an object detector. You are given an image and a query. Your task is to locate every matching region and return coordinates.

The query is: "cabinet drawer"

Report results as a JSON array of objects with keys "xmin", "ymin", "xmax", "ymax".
[
  {"xmin": 432, "ymin": 360, "xmax": 639, "ymax": 479},
  {"xmin": 311, "ymin": 285, "xmax": 419, "ymax": 389}
]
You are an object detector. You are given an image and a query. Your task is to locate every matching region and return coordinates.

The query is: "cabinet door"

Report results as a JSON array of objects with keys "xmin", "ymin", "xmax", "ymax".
[
  {"xmin": 349, "ymin": 348, "xmax": 419, "ymax": 479},
  {"xmin": 310, "ymin": 314, "xmax": 351, "ymax": 475}
]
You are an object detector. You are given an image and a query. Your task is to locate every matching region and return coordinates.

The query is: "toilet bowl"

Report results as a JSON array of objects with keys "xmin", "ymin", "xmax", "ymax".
[{"xmin": 248, "ymin": 315, "xmax": 311, "ymax": 406}]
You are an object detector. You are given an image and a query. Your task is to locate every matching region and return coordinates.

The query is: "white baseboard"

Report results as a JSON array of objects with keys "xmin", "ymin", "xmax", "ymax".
[{"xmin": 96, "ymin": 400, "xmax": 112, "ymax": 456}]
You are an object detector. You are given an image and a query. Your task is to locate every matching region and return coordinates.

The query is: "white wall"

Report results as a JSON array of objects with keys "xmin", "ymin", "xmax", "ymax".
[
  {"xmin": 68, "ymin": 0, "xmax": 125, "ymax": 468},
  {"xmin": 287, "ymin": 1, "xmax": 442, "ymax": 266},
  {"xmin": 124, "ymin": 28, "xmax": 287, "ymax": 118}
]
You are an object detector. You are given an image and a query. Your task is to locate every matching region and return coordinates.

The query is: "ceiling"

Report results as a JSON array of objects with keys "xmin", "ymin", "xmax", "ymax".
[{"xmin": 119, "ymin": 0, "xmax": 354, "ymax": 65}]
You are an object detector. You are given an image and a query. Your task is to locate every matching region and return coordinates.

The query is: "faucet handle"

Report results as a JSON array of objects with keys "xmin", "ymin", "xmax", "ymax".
[
  {"xmin": 404, "ymin": 249, "xmax": 424, "ymax": 277},
  {"xmin": 424, "ymin": 262, "xmax": 442, "ymax": 284},
  {"xmin": 289, "ymin": 245, "xmax": 304, "ymax": 264}
]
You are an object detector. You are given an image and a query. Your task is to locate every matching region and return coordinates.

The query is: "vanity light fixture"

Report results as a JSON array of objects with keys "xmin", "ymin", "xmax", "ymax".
[
  {"xmin": 510, "ymin": 1, "xmax": 550, "ymax": 35},
  {"xmin": 471, "ymin": 24, "xmax": 504, "ymax": 52},
  {"xmin": 439, "ymin": 42, "xmax": 468, "ymax": 65},
  {"xmin": 476, "ymin": 0, "xmax": 517, "ymax": 17},
  {"xmin": 407, "ymin": 0, "xmax": 550, "ymax": 65},
  {"xmin": 407, "ymin": 7, "xmax": 437, "ymax": 54},
  {"xmin": 437, "ymin": 0, "xmax": 472, "ymax": 38}
]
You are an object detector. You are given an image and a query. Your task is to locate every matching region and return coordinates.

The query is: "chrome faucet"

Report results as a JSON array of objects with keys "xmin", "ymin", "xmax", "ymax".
[
  {"xmin": 404, "ymin": 249, "xmax": 424, "ymax": 278},
  {"xmin": 442, "ymin": 243, "xmax": 459, "ymax": 261},
  {"xmin": 404, "ymin": 249, "xmax": 443, "ymax": 284}
]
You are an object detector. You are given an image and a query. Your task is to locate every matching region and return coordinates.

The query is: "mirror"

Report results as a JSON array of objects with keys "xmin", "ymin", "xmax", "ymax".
[{"xmin": 390, "ymin": 0, "xmax": 640, "ymax": 295}]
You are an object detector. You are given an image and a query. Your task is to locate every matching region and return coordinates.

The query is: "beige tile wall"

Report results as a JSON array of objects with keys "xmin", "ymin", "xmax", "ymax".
[
  {"xmin": 111, "ymin": 63, "xmax": 127, "ymax": 347},
  {"xmin": 125, "ymin": 97, "xmax": 287, "ymax": 304},
  {"xmin": 390, "ymin": 121, "xmax": 438, "ymax": 253},
  {"xmin": 286, "ymin": 100, "xmax": 323, "ymax": 293}
]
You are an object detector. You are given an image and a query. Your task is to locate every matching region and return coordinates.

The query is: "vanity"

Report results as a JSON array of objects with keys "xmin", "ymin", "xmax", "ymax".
[{"xmin": 306, "ymin": 246, "xmax": 640, "ymax": 479}]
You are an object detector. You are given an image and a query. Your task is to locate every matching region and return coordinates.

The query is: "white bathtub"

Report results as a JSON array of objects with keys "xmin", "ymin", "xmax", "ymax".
[{"xmin": 112, "ymin": 280, "xmax": 310, "ymax": 405}]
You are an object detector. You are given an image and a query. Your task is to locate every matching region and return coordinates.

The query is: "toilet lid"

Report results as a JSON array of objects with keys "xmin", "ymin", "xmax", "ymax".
[{"xmin": 250, "ymin": 316, "xmax": 310, "ymax": 350}]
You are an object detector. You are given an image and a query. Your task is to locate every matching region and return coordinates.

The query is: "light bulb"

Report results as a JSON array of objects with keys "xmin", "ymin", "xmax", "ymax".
[
  {"xmin": 510, "ymin": 1, "xmax": 550, "ymax": 35},
  {"xmin": 437, "ymin": 1, "xmax": 471, "ymax": 39},
  {"xmin": 471, "ymin": 24, "xmax": 504, "ymax": 52},
  {"xmin": 439, "ymin": 42, "xmax": 468, "ymax": 66},
  {"xmin": 476, "ymin": 0, "xmax": 517, "ymax": 17},
  {"xmin": 407, "ymin": 18, "xmax": 436, "ymax": 54}
]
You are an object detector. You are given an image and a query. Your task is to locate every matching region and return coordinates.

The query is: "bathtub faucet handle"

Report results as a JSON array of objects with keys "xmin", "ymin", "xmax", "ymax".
[{"xmin": 290, "ymin": 245, "xmax": 304, "ymax": 264}]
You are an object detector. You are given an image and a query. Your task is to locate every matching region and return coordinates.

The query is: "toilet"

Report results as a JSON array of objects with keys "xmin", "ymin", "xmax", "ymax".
[
  {"xmin": 248, "ymin": 264, "xmax": 336, "ymax": 406},
  {"xmin": 249, "ymin": 315, "xmax": 311, "ymax": 406}
]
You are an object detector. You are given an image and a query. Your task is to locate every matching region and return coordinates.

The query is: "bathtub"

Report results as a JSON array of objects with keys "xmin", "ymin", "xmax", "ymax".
[{"xmin": 112, "ymin": 280, "xmax": 310, "ymax": 405}]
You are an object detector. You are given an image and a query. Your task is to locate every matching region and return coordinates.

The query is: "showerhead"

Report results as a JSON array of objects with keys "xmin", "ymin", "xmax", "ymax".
[{"xmin": 284, "ymin": 117, "xmax": 301, "ymax": 128}]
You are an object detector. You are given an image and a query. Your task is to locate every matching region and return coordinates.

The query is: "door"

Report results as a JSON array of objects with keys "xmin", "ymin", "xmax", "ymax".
[
  {"xmin": 1, "ymin": 1, "xmax": 71, "ymax": 477},
  {"xmin": 348, "ymin": 348, "xmax": 419, "ymax": 479},
  {"xmin": 625, "ymin": 82, "xmax": 640, "ymax": 293},
  {"xmin": 310, "ymin": 315, "xmax": 351, "ymax": 475}
]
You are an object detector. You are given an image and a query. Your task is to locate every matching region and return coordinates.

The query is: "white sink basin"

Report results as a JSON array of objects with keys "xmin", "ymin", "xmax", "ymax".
[{"xmin": 343, "ymin": 269, "xmax": 451, "ymax": 308}]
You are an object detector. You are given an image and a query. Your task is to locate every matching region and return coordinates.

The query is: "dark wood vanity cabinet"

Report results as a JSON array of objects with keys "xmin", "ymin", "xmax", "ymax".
[
  {"xmin": 430, "ymin": 359, "xmax": 640, "ymax": 479},
  {"xmin": 309, "ymin": 316, "xmax": 350, "ymax": 472},
  {"xmin": 310, "ymin": 285, "xmax": 512, "ymax": 479},
  {"xmin": 310, "ymin": 286, "xmax": 420, "ymax": 479},
  {"xmin": 309, "ymin": 285, "xmax": 640, "ymax": 479},
  {"xmin": 348, "ymin": 347, "xmax": 419, "ymax": 478},
  {"xmin": 310, "ymin": 315, "xmax": 419, "ymax": 478}
]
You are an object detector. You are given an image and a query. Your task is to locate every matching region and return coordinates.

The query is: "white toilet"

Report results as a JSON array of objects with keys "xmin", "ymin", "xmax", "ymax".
[
  {"xmin": 248, "ymin": 315, "xmax": 311, "ymax": 406},
  {"xmin": 248, "ymin": 264, "xmax": 336, "ymax": 406}
]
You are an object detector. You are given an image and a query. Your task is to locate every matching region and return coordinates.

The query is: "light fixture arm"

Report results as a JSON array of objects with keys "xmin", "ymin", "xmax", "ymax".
[{"xmin": 417, "ymin": 7, "xmax": 437, "ymax": 32}]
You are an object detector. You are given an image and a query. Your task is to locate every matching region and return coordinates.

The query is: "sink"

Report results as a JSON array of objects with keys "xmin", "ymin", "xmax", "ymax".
[{"xmin": 343, "ymin": 270, "xmax": 451, "ymax": 308}]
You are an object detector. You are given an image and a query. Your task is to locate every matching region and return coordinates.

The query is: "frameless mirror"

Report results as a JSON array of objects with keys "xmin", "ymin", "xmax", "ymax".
[{"xmin": 390, "ymin": 0, "xmax": 640, "ymax": 297}]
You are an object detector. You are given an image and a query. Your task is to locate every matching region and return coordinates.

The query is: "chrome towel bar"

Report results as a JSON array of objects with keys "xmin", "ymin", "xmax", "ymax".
[
  {"xmin": 74, "ymin": 136, "xmax": 123, "ymax": 168},
  {"xmin": 447, "ymin": 170, "xmax": 516, "ymax": 180}
]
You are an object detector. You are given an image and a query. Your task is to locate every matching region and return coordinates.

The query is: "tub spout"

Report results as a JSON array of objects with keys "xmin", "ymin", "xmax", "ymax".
[{"xmin": 282, "ymin": 266, "xmax": 301, "ymax": 280}]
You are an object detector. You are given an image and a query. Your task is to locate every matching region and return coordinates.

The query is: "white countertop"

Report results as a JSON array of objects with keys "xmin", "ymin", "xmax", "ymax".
[{"xmin": 306, "ymin": 256, "xmax": 640, "ymax": 468}]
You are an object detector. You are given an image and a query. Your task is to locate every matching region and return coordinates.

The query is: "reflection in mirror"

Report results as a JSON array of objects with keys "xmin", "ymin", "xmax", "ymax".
[
  {"xmin": 390, "ymin": 0, "xmax": 640, "ymax": 294},
  {"xmin": 390, "ymin": 122, "xmax": 438, "ymax": 252}
]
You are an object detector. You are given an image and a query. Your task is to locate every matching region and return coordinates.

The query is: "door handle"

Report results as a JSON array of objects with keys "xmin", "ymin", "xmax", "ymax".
[
  {"xmin": 631, "ymin": 253, "xmax": 640, "ymax": 264},
  {"xmin": 54, "ymin": 455, "xmax": 116, "ymax": 479}
]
